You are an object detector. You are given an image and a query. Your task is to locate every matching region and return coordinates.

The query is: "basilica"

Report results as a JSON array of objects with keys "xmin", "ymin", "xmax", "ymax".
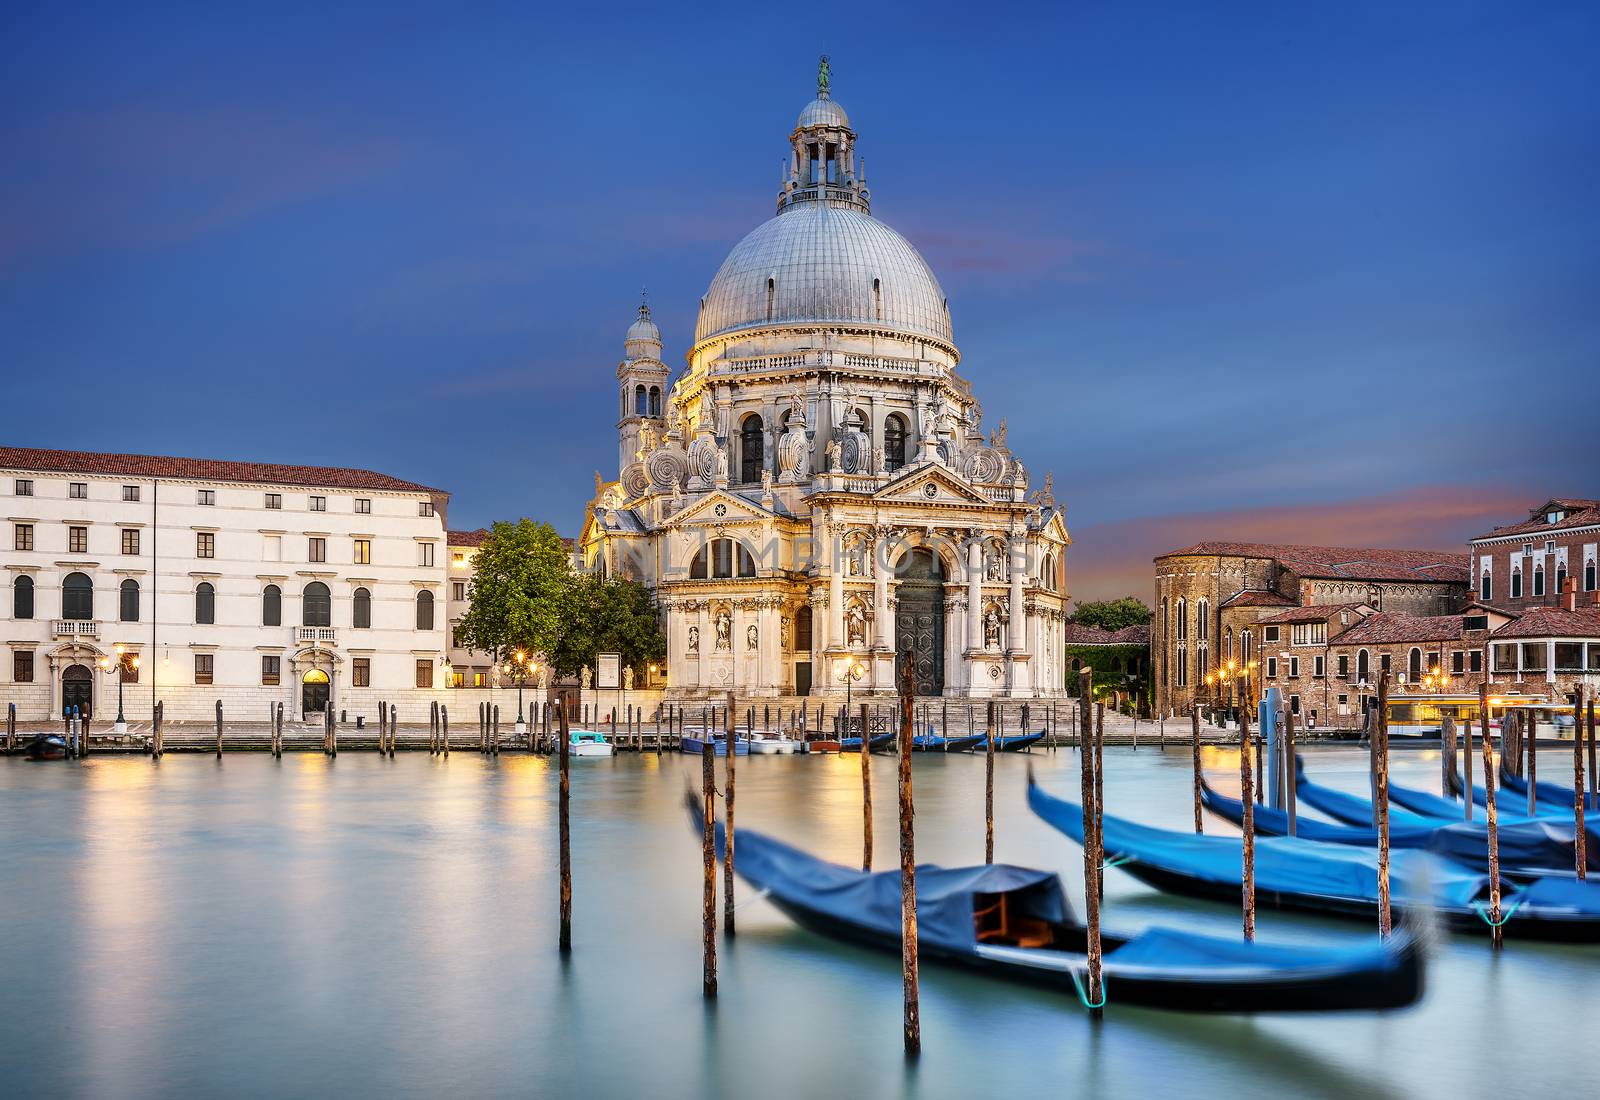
[{"xmin": 579, "ymin": 67, "xmax": 1071, "ymax": 700}]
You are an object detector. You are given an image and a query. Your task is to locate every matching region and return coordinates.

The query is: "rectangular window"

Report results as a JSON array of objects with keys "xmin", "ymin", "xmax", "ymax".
[
  {"xmin": 69, "ymin": 526, "xmax": 88, "ymax": 554},
  {"xmin": 1263, "ymin": 626, "xmax": 1280, "ymax": 643},
  {"xmin": 1290, "ymin": 622, "xmax": 1326, "ymax": 646},
  {"xmin": 1266, "ymin": 657, "xmax": 1277, "ymax": 678},
  {"xmin": 197, "ymin": 489, "xmax": 215, "ymax": 506},
  {"xmin": 473, "ymin": 671, "xmax": 487, "ymax": 688},
  {"xmin": 452, "ymin": 582, "xmax": 465, "ymax": 601},
  {"xmin": 452, "ymin": 625, "xmax": 465, "ymax": 648},
  {"xmin": 1463, "ymin": 615, "xmax": 1488, "ymax": 631},
  {"xmin": 419, "ymin": 501, "xmax": 434, "ymax": 517},
  {"xmin": 353, "ymin": 658, "xmax": 371, "ymax": 687},
  {"xmin": 1290, "ymin": 695, "xmax": 1301, "ymax": 715},
  {"xmin": 122, "ymin": 528, "xmax": 140, "ymax": 555},
  {"xmin": 415, "ymin": 659, "xmax": 432, "ymax": 688},
  {"xmin": 419, "ymin": 543, "xmax": 435, "ymax": 567},
  {"xmin": 1289, "ymin": 656, "xmax": 1300, "ymax": 678},
  {"xmin": 450, "ymin": 671, "xmax": 465, "ymax": 688},
  {"xmin": 14, "ymin": 651, "xmax": 34, "ymax": 683},
  {"xmin": 1470, "ymin": 650, "xmax": 1483, "ymax": 673},
  {"xmin": 452, "ymin": 552, "xmax": 466, "ymax": 567},
  {"xmin": 196, "ymin": 532, "xmax": 215, "ymax": 558},
  {"xmin": 15, "ymin": 523, "xmax": 32, "ymax": 551},
  {"xmin": 194, "ymin": 654, "xmax": 214, "ymax": 685},
  {"xmin": 265, "ymin": 493, "xmax": 282, "ymax": 510},
  {"xmin": 70, "ymin": 482, "xmax": 87, "ymax": 499},
  {"xmin": 1313, "ymin": 655, "xmax": 1325, "ymax": 678},
  {"xmin": 118, "ymin": 653, "xmax": 138, "ymax": 683},
  {"xmin": 122, "ymin": 485, "xmax": 140, "ymax": 502},
  {"xmin": 354, "ymin": 539, "xmax": 371, "ymax": 565},
  {"xmin": 355, "ymin": 498, "xmax": 371, "ymax": 514},
  {"xmin": 1337, "ymin": 654, "xmax": 1349, "ymax": 679},
  {"xmin": 309, "ymin": 496, "xmax": 326, "ymax": 512},
  {"xmin": 14, "ymin": 479, "xmax": 33, "ymax": 496},
  {"xmin": 309, "ymin": 537, "xmax": 326, "ymax": 563},
  {"xmin": 1451, "ymin": 651, "xmax": 1464, "ymax": 673},
  {"xmin": 262, "ymin": 655, "xmax": 280, "ymax": 685},
  {"xmin": 1381, "ymin": 653, "xmax": 1392, "ymax": 673}
]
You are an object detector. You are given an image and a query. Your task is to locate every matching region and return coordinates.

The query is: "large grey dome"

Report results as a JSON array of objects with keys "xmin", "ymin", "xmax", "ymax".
[{"xmin": 694, "ymin": 203, "xmax": 953, "ymax": 346}]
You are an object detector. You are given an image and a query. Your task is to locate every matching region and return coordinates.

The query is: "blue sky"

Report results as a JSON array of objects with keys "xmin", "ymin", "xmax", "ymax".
[{"xmin": 3, "ymin": 2, "xmax": 1596, "ymax": 599}]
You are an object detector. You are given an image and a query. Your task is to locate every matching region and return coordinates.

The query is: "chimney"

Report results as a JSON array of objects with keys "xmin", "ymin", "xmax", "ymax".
[{"xmin": 1562, "ymin": 574, "xmax": 1579, "ymax": 612}]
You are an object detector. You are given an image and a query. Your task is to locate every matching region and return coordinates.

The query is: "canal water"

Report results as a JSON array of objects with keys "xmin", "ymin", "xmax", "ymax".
[{"xmin": 1, "ymin": 744, "xmax": 1592, "ymax": 1098}]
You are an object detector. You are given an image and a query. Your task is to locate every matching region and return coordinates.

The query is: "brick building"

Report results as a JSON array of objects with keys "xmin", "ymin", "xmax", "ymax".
[
  {"xmin": 1152, "ymin": 542, "xmax": 1470, "ymax": 717},
  {"xmin": 1469, "ymin": 498, "xmax": 1599, "ymax": 611}
]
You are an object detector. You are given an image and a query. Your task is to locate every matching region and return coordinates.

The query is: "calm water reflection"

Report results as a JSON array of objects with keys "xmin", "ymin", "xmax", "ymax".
[{"xmin": 1, "ymin": 745, "xmax": 1592, "ymax": 1098}]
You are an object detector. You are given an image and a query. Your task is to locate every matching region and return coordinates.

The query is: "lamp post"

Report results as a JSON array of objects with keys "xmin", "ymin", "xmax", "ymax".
[
  {"xmin": 505, "ymin": 650, "xmax": 534, "ymax": 736},
  {"xmin": 838, "ymin": 657, "xmax": 866, "ymax": 735},
  {"xmin": 1204, "ymin": 659, "xmax": 1250, "ymax": 728},
  {"xmin": 104, "ymin": 644, "xmax": 140, "ymax": 735}
]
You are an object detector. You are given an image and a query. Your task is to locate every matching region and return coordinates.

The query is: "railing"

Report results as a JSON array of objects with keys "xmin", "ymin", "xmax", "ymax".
[
  {"xmin": 297, "ymin": 627, "xmax": 337, "ymax": 644},
  {"xmin": 52, "ymin": 620, "xmax": 99, "ymax": 638}
]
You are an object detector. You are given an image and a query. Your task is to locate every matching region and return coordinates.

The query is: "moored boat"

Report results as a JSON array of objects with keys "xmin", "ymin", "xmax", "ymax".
[
  {"xmin": 683, "ymin": 792, "xmax": 1425, "ymax": 1013},
  {"xmin": 912, "ymin": 729, "xmax": 985, "ymax": 752},
  {"xmin": 994, "ymin": 730, "xmax": 1045, "ymax": 752},
  {"xmin": 22, "ymin": 734, "xmax": 68, "ymax": 761},
  {"xmin": 681, "ymin": 733, "xmax": 750, "ymax": 756},
  {"xmin": 567, "ymin": 730, "xmax": 614, "ymax": 757},
  {"xmin": 840, "ymin": 733, "xmax": 895, "ymax": 753},
  {"xmin": 748, "ymin": 730, "xmax": 799, "ymax": 754}
]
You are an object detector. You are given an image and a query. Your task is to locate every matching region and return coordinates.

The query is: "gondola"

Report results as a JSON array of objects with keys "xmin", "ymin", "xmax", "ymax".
[
  {"xmin": 840, "ymin": 733, "xmax": 895, "ymax": 753},
  {"xmin": 1292, "ymin": 757, "xmax": 1542, "ymax": 825},
  {"xmin": 911, "ymin": 731, "xmax": 985, "ymax": 752},
  {"xmin": 683, "ymin": 792, "xmax": 1425, "ymax": 1013},
  {"xmin": 993, "ymin": 730, "xmax": 1045, "ymax": 752},
  {"xmin": 1028, "ymin": 777, "xmax": 1600, "ymax": 942},
  {"xmin": 21, "ymin": 734, "xmax": 68, "ymax": 761},
  {"xmin": 1497, "ymin": 772, "xmax": 1598, "ymax": 813},
  {"xmin": 1200, "ymin": 777, "xmax": 1598, "ymax": 879}
]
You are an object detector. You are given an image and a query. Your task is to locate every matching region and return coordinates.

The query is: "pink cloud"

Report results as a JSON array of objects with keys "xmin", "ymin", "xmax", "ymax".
[{"xmin": 1064, "ymin": 483, "xmax": 1548, "ymax": 607}]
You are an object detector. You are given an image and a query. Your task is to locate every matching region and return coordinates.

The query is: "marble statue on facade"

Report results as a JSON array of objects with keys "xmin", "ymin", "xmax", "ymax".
[{"xmin": 715, "ymin": 610, "xmax": 732, "ymax": 649}]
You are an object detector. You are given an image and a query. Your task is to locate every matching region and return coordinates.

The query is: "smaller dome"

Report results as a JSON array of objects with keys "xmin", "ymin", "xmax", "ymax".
[
  {"xmin": 797, "ymin": 95, "xmax": 849, "ymax": 131},
  {"xmin": 624, "ymin": 301, "xmax": 661, "ymax": 356}
]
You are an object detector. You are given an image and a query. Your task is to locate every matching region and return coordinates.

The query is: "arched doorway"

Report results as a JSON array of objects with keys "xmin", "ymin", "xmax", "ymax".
[
  {"xmin": 302, "ymin": 668, "xmax": 330, "ymax": 716},
  {"xmin": 62, "ymin": 663, "xmax": 93, "ymax": 718},
  {"xmin": 794, "ymin": 605, "xmax": 813, "ymax": 696},
  {"xmin": 894, "ymin": 548, "xmax": 946, "ymax": 695}
]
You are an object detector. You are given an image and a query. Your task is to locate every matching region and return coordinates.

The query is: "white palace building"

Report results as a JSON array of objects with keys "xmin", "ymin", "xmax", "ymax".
[{"xmin": 579, "ymin": 68, "xmax": 1072, "ymax": 700}]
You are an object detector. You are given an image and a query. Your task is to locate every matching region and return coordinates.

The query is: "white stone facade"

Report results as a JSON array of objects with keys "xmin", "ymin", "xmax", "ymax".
[
  {"xmin": 580, "ymin": 77, "xmax": 1071, "ymax": 700},
  {"xmin": 1, "ymin": 451, "xmax": 451, "ymax": 722}
]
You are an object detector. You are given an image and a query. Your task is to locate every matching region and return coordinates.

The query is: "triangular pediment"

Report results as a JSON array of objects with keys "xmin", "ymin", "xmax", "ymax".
[
  {"xmin": 873, "ymin": 463, "xmax": 990, "ymax": 506},
  {"xmin": 1038, "ymin": 509, "xmax": 1071, "ymax": 546},
  {"xmin": 664, "ymin": 489, "xmax": 775, "ymax": 528}
]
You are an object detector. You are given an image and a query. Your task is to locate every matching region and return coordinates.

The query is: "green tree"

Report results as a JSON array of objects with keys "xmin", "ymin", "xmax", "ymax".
[
  {"xmin": 552, "ymin": 573, "xmax": 667, "ymax": 680},
  {"xmin": 1069, "ymin": 596, "xmax": 1153, "ymax": 631},
  {"xmin": 457, "ymin": 519, "xmax": 572, "ymax": 665}
]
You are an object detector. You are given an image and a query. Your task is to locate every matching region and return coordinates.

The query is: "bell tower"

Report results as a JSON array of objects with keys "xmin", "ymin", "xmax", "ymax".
[{"xmin": 617, "ymin": 296, "xmax": 670, "ymax": 474}]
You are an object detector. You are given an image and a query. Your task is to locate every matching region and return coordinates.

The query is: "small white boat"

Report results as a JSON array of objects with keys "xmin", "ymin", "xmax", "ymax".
[
  {"xmin": 567, "ymin": 730, "xmax": 614, "ymax": 758},
  {"xmin": 747, "ymin": 730, "xmax": 799, "ymax": 755}
]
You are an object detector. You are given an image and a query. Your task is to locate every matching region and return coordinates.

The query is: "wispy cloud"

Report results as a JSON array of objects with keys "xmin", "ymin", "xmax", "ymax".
[{"xmin": 1064, "ymin": 483, "xmax": 1547, "ymax": 606}]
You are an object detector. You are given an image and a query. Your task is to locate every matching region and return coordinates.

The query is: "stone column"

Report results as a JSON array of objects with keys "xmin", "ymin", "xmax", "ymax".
[
  {"xmin": 758, "ymin": 598, "xmax": 778, "ymax": 694},
  {"xmin": 966, "ymin": 532, "xmax": 983, "ymax": 652},
  {"xmin": 828, "ymin": 524, "xmax": 845, "ymax": 649},
  {"xmin": 697, "ymin": 601, "xmax": 711, "ymax": 688},
  {"xmin": 1007, "ymin": 536, "xmax": 1027, "ymax": 651}
]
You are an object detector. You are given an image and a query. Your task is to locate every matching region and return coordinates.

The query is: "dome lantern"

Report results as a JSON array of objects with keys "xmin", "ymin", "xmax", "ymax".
[{"xmin": 780, "ymin": 56, "xmax": 870, "ymax": 215}]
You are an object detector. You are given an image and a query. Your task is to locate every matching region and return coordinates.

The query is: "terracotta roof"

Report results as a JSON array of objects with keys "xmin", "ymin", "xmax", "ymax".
[
  {"xmin": 1471, "ymin": 498, "xmax": 1600, "ymax": 541},
  {"xmin": 1064, "ymin": 624, "xmax": 1151, "ymax": 646},
  {"xmin": 1329, "ymin": 613, "xmax": 1467, "ymax": 646},
  {"xmin": 1219, "ymin": 590, "xmax": 1297, "ymax": 609},
  {"xmin": 1257, "ymin": 602, "xmax": 1371, "ymax": 626},
  {"xmin": 448, "ymin": 529, "xmax": 488, "ymax": 547},
  {"xmin": 1489, "ymin": 605, "xmax": 1600, "ymax": 640},
  {"xmin": 1157, "ymin": 541, "xmax": 1468, "ymax": 584},
  {"xmin": 0, "ymin": 445, "xmax": 443, "ymax": 494}
]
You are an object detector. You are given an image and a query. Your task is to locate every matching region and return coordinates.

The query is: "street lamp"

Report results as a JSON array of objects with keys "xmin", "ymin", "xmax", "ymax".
[
  {"xmin": 1204, "ymin": 659, "xmax": 1249, "ymax": 728},
  {"xmin": 102, "ymin": 644, "xmax": 141, "ymax": 735},
  {"xmin": 504, "ymin": 650, "xmax": 535, "ymax": 736},
  {"xmin": 838, "ymin": 657, "xmax": 866, "ymax": 736}
]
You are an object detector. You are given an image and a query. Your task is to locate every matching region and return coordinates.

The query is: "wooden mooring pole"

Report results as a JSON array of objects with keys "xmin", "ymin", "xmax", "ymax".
[
  {"xmin": 1077, "ymin": 667, "xmax": 1102, "ymax": 1018},
  {"xmin": 1527, "ymin": 704, "xmax": 1539, "ymax": 817},
  {"xmin": 1191, "ymin": 704, "xmax": 1203, "ymax": 833},
  {"xmin": 1375, "ymin": 672, "xmax": 1391, "ymax": 937},
  {"xmin": 1285, "ymin": 706, "xmax": 1298, "ymax": 837},
  {"xmin": 558, "ymin": 695, "xmax": 572, "ymax": 953},
  {"xmin": 1574, "ymin": 685, "xmax": 1587, "ymax": 880},
  {"xmin": 984, "ymin": 700, "xmax": 996, "ymax": 864},
  {"xmin": 1240, "ymin": 703, "xmax": 1256, "ymax": 942},
  {"xmin": 1479, "ymin": 680, "xmax": 1502, "ymax": 950},
  {"xmin": 723, "ymin": 693, "xmax": 737, "ymax": 937},
  {"xmin": 701, "ymin": 727, "xmax": 717, "ymax": 997},
  {"xmin": 898, "ymin": 657, "xmax": 920, "ymax": 1056},
  {"xmin": 861, "ymin": 702, "xmax": 873, "ymax": 871},
  {"xmin": 214, "ymin": 700, "xmax": 223, "ymax": 758},
  {"xmin": 1463, "ymin": 685, "xmax": 1475, "ymax": 822},
  {"xmin": 6, "ymin": 702, "xmax": 13, "ymax": 754},
  {"xmin": 1094, "ymin": 698, "xmax": 1105, "ymax": 901},
  {"xmin": 441, "ymin": 706, "xmax": 449, "ymax": 755}
]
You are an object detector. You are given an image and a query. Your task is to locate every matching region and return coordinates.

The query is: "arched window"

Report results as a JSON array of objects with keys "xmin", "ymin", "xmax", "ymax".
[
  {"xmin": 1196, "ymin": 599, "xmax": 1210, "ymax": 681},
  {"xmin": 119, "ymin": 579, "xmax": 139, "ymax": 623},
  {"xmin": 302, "ymin": 582, "xmax": 331, "ymax": 628},
  {"xmin": 1174, "ymin": 597, "xmax": 1187, "ymax": 688},
  {"xmin": 872, "ymin": 277, "xmax": 883, "ymax": 321},
  {"xmin": 14, "ymin": 575, "xmax": 33, "ymax": 619},
  {"xmin": 195, "ymin": 582, "xmax": 215, "ymax": 625},
  {"xmin": 1224, "ymin": 626, "xmax": 1233, "ymax": 660},
  {"xmin": 1408, "ymin": 647, "xmax": 1422, "ymax": 680},
  {"xmin": 62, "ymin": 571, "xmax": 93, "ymax": 620},
  {"xmin": 1358, "ymin": 649, "xmax": 1371, "ymax": 684},
  {"xmin": 353, "ymin": 587, "xmax": 372, "ymax": 629},
  {"xmin": 635, "ymin": 384, "xmax": 647, "ymax": 415},
  {"xmin": 1587, "ymin": 559, "xmax": 1598, "ymax": 591},
  {"xmin": 689, "ymin": 544, "xmax": 708, "ymax": 580},
  {"xmin": 883, "ymin": 414, "xmax": 906, "ymax": 472},
  {"xmin": 416, "ymin": 590, "xmax": 434, "ymax": 631},
  {"xmin": 1510, "ymin": 565, "xmax": 1523, "ymax": 599},
  {"xmin": 1556, "ymin": 564, "xmax": 1567, "ymax": 594},
  {"xmin": 737, "ymin": 541, "xmax": 756, "ymax": 578},
  {"xmin": 648, "ymin": 386, "xmax": 662, "ymax": 417},
  {"xmin": 262, "ymin": 584, "xmax": 281, "ymax": 626},
  {"xmin": 1241, "ymin": 629, "xmax": 1253, "ymax": 664},
  {"xmin": 740, "ymin": 415, "xmax": 764, "ymax": 484},
  {"xmin": 1533, "ymin": 562, "xmax": 1545, "ymax": 597},
  {"xmin": 765, "ymin": 276, "xmax": 775, "ymax": 321}
]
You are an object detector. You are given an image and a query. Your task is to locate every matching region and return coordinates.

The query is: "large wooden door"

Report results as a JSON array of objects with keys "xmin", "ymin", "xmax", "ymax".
[
  {"xmin": 894, "ymin": 549, "xmax": 945, "ymax": 696},
  {"xmin": 61, "ymin": 664, "xmax": 93, "ymax": 719}
]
